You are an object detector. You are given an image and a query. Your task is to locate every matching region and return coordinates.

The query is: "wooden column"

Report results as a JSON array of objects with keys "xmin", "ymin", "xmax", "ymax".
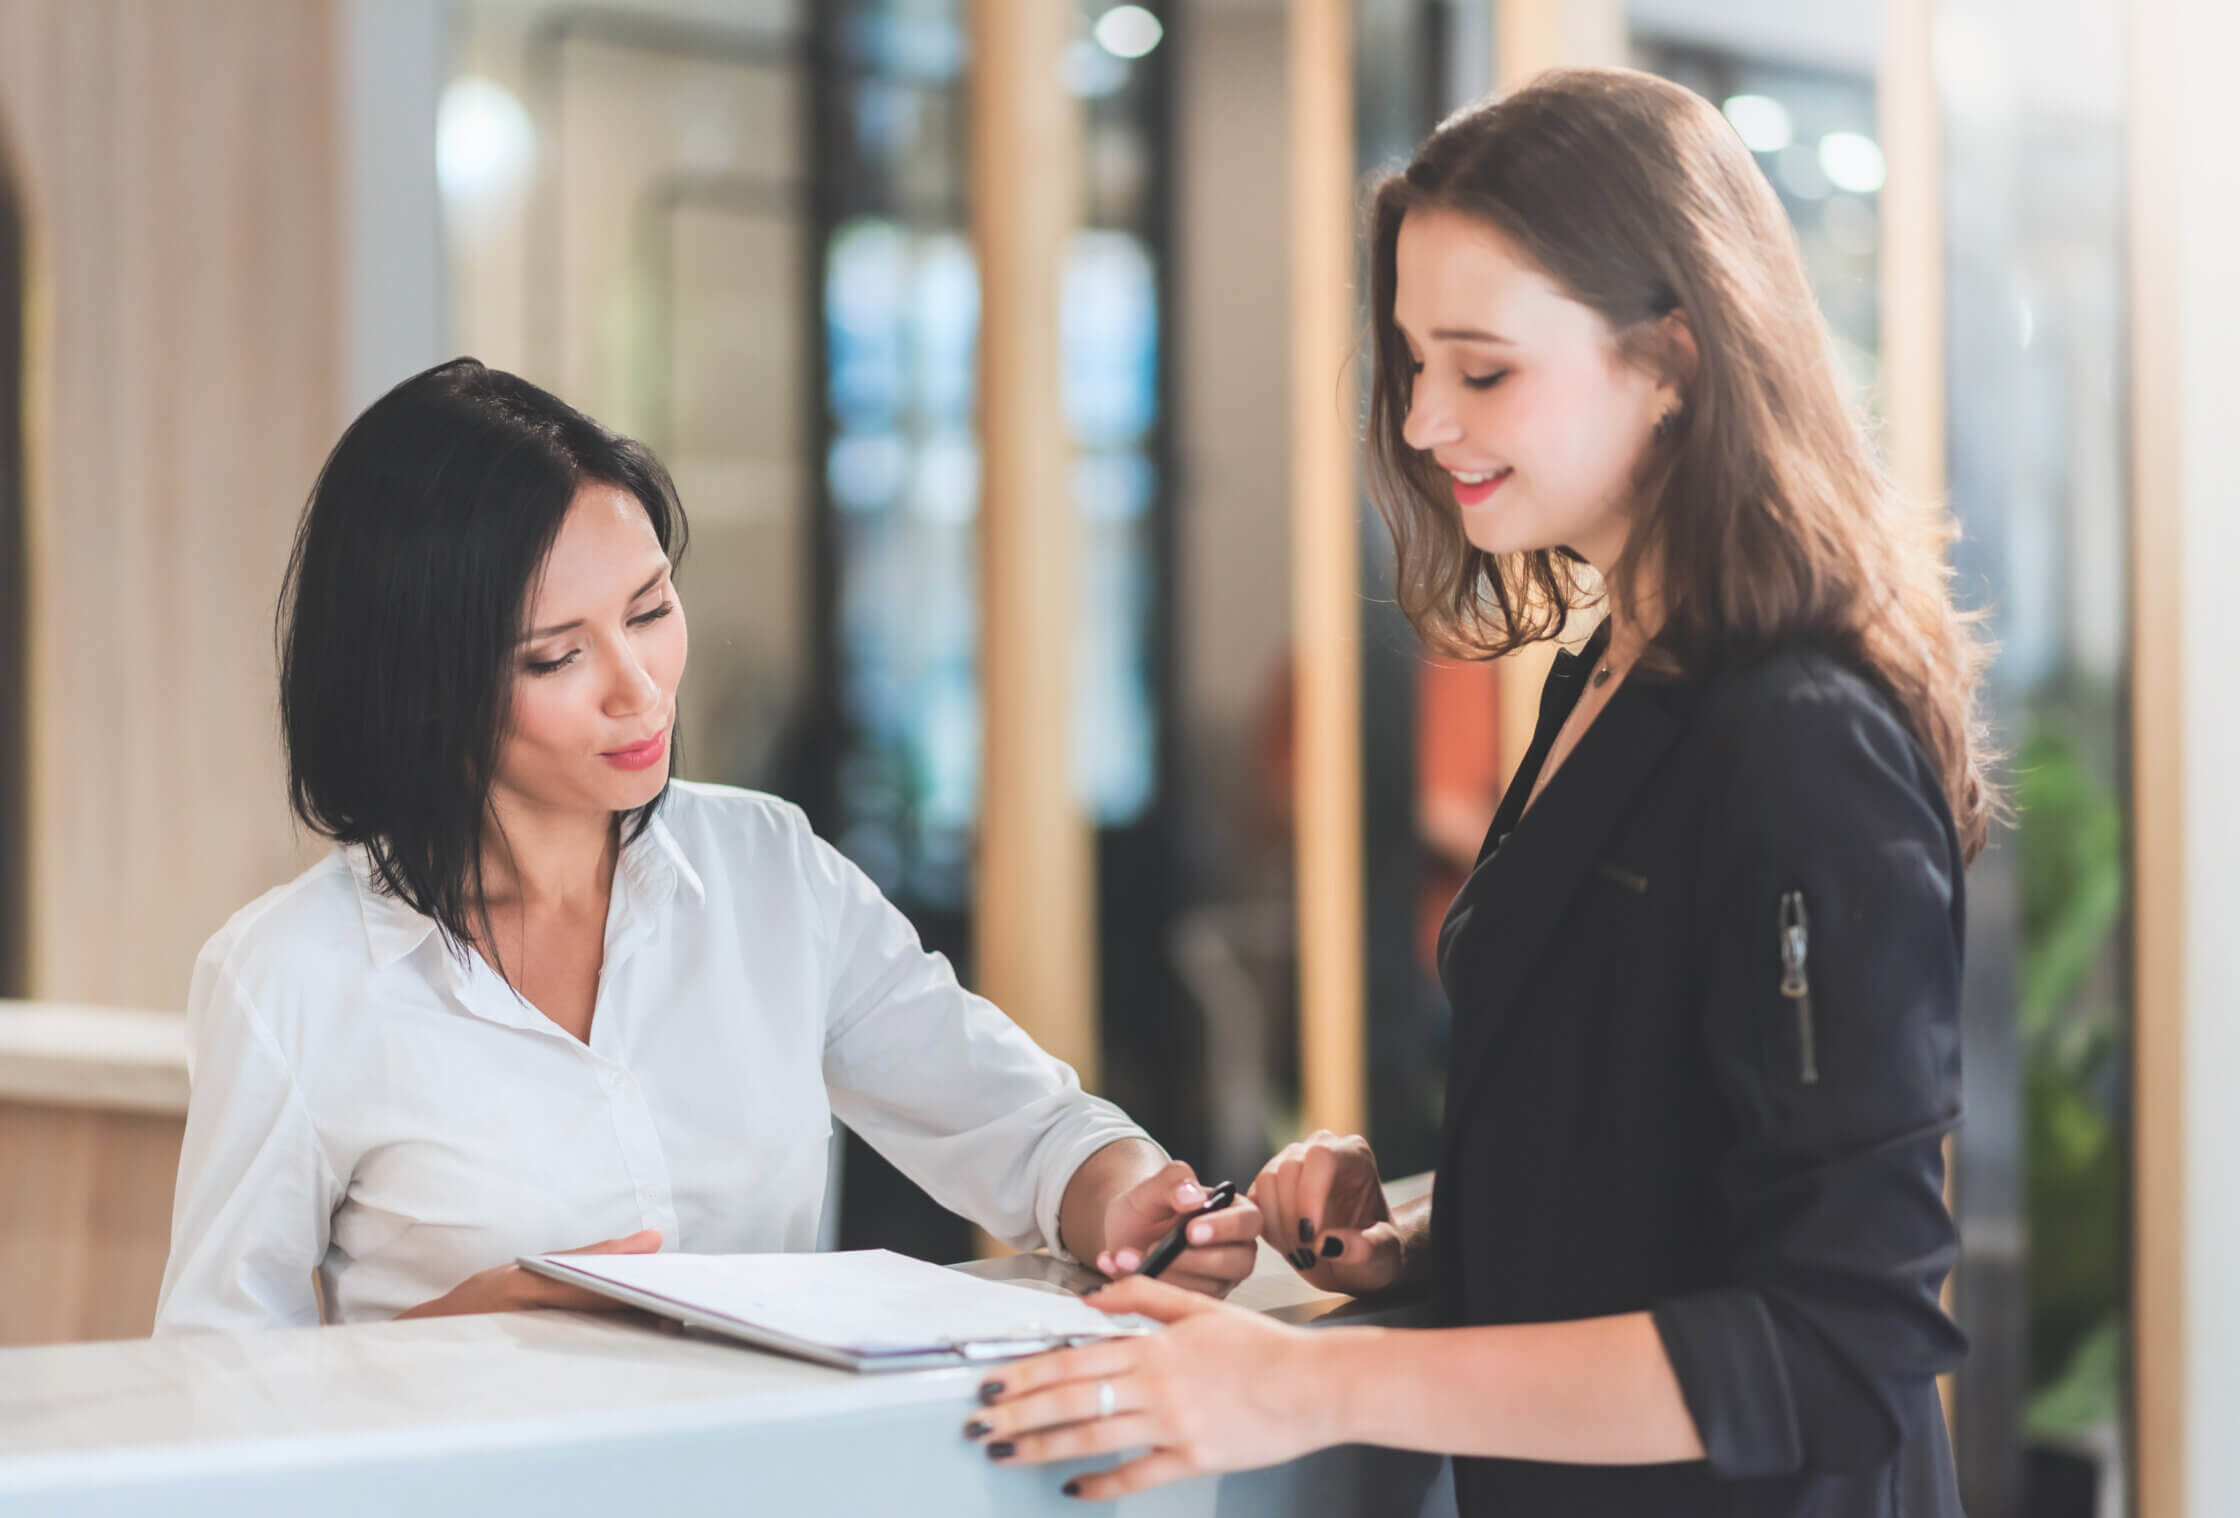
[
  {"xmin": 0, "ymin": 1, "xmax": 339, "ymax": 1008},
  {"xmin": 1487, "ymin": 0, "xmax": 1622, "ymax": 793},
  {"xmin": 1878, "ymin": 0, "xmax": 1959, "ymax": 1433},
  {"xmin": 1290, "ymin": 0, "xmax": 1364, "ymax": 1137},
  {"xmin": 1881, "ymin": 0, "xmax": 1944, "ymax": 523},
  {"xmin": 2129, "ymin": 0, "xmax": 2185, "ymax": 1508},
  {"xmin": 971, "ymin": 0, "xmax": 1096, "ymax": 1084}
]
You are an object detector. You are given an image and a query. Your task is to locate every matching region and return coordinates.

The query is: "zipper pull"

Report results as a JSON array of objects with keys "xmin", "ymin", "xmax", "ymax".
[{"xmin": 1778, "ymin": 891, "xmax": 1820, "ymax": 1085}]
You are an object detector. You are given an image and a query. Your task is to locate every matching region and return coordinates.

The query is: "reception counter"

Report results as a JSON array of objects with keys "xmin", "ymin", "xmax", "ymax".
[
  {"xmin": 0, "ymin": 1002, "xmax": 188, "ymax": 1345},
  {"xmin": 0, "ymin": 1221, "xmax": 1454, "ymax": 1516}
]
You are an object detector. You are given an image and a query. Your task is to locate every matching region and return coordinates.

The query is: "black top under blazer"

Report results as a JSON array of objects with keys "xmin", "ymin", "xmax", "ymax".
[{"xmin": 1430, "ymin": 621, "xmax": 1968, "ymax": 1518}]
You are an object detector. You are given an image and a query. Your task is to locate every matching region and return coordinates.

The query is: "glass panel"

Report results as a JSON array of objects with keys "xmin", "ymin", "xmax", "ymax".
[{"xmin": 1942, "ymin": 3, "xmax": 2132, "ymax": 1512}]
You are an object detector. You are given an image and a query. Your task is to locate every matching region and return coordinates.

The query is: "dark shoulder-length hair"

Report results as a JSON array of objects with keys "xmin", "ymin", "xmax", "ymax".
[
  {"xmin": 1364, "ymin": 67, "xmax": 1997, "ymax": 860},
  {"xmin": 279, "ymin": 357, "xmax": 689, "ymax": 953}
]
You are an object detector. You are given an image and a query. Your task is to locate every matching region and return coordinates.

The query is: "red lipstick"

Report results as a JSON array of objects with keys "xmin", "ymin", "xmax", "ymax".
[{"xmin": 602, "ymin": 731, "xmax": 669, "ymax": 772}]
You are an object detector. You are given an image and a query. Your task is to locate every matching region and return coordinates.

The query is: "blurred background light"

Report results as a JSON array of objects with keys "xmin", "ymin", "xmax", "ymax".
[
  {"xmin": 1818, "ymin": 130, "xmax": 1886, "ymax": 195},
  {"xmin": 1721, "ymin": 92, "xmax": 1793, "ymax": 154},
  {"xmin": 1063, "ymin": 38, "xmax": 1130, "ymax": 98},
  {"xmin": 1092, "ymin": 5, "xmax": 1164, "ymax": 61},
  {"xmin": 435, "ymin": 75, "xmax": 535, "ymax": 212}
]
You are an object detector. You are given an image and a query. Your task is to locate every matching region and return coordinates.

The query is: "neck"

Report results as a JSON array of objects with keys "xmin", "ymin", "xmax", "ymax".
[
  {"xmin": 1585, "ymin": 546, "xmax": 1663, "ymax": 669},
  {"xmin": 478, "ymin": 795, "xmax": 620, "ymax": 913}
]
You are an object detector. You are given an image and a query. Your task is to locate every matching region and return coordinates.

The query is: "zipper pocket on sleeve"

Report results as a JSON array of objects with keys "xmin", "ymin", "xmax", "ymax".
[{"xmin": 1777, "ymin": 891, "xmax": 1820, "ymax": 1085}]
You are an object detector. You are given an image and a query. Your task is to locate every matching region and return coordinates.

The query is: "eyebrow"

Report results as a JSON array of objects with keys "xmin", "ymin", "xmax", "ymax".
[
  {"xmin": 1427, "ymin": 326, "xmax": 1515, "ymax": 344},
  {"xmin": 524, "ymin": 567, "xmax": 669, "ymax": 642}
]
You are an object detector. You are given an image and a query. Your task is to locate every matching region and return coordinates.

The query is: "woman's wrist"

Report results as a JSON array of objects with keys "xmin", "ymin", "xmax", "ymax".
[
  {"xmin": 1298, "ymin": 1326, "xmax": 1388, "ymax": 1450},
  {"xmin": 1059, "ymin": 1136, "xmax": 1167, "ymax": 1261}
]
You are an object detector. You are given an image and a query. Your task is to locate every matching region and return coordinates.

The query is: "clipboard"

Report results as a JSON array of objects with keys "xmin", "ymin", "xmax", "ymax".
[{"xmin": 518, "ymin": 1248, "xmax": 1153, "ymax": 1373}]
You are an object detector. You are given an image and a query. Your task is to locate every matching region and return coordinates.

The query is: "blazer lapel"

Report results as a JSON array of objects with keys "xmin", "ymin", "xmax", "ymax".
[{"xmin": 1436, "ymin": 657, "xmax": 1707, "ymax": 1144}]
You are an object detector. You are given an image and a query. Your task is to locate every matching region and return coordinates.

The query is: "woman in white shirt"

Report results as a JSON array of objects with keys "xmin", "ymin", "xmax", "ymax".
[{"xmin": 155, "ymin": 359, "xmax": 1259, "ymax": 1334}]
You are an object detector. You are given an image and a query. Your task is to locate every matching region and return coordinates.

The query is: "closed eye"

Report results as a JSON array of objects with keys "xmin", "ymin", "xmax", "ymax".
[
  {"xmin": 1462, "ymin": 370, "xmax": 1510, "ymax": 391},
  {"xmin": 629, "ymin": 601, "xmax": 674, "ymax": 628}
]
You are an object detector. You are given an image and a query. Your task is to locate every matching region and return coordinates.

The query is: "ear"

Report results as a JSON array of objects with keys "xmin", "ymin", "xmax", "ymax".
[{"xmin": 1650, "ymin": 307, "xmax": 1699, "ymax": 418}]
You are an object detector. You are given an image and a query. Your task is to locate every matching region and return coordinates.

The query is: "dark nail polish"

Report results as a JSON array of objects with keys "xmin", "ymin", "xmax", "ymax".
[
  {"xmin": 988, "ymin": 1440, "xmax": 1016, "ymax": 1460},
  {"xmin": 1292, "ymin": 1247, "xmax": 1315, "ymax": 1270},
  {"xmin": 1322, "ymin": 1235, "xmax": 1344, "ymax": 1258},
  {"xmin": 1297, "ymin": 1218, "xmax": 1313, "ymax": 1243},
  {"xmin": 1063, "ymin": 1479, "xmax": 1083, "ymax": 1498},
  {"xmin": 978, "ymin": 1381, "xmax": 1005, "ymax": 1405},
  {"xmin": 964, "ymin": 1419, "xmax": 992, "ymax": 1439}
]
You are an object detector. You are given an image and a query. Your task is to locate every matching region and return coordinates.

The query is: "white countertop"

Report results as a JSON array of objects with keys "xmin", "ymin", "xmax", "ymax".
[
  {"xmin": 0, "ymin": 1001, "xmax": 188, "ymax": 1114},
  {"xmin": 0, "ymin": 1241, "xmax": 1445, "ymax": 1518}
]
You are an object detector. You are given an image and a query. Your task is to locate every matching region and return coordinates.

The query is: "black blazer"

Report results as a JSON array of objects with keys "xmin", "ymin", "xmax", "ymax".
[{"xmin": 1429, "ymin": 622, "xmax": 1967, "ymax": 1518}]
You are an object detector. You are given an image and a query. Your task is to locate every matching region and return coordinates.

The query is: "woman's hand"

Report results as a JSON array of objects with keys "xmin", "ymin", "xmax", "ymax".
[
  {"xmin": 395, "ymin": 1228, "xmax": 663, "ymax": 1320},
  {"xmin": 1250, "ymin": 1131, "xmax": 1407, "ymax": 1295},
  {"xmin": 968, "ymin": 1275, "xmax": 1340, "ymax": 1498},
  {"xmin": 1094, "ymin": 1160, "xmax": 1263, "ymax": 1299}
]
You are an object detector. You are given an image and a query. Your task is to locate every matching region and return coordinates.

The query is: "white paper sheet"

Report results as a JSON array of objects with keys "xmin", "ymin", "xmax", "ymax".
[{"xmin": 528, "ymin": 1249, "xmax": 1141, "ymax": 1357}]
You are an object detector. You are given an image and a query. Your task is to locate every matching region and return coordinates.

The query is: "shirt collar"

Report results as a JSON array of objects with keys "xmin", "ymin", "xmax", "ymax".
[
  {"xmin": 348, "ymin": 848, "xmax": 443, "ymax": 969},
  {"xmin": 347, "ymin": 810, "xmax": 705, "ymax": 971}
]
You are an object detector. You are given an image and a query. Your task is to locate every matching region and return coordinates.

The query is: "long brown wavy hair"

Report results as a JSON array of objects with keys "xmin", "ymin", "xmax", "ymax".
[{"xmin": 1364, "ymin": 67, "xmax": 1997, "ymax": 860}]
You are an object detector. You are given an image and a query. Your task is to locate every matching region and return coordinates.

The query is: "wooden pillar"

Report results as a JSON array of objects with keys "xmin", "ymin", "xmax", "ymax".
[
  {"xmin": 0, "ymin": 1, "xmax": 340, "ymax": 1009},
  {"xmin": 971, "ymin": 0, "xmax": 1096, "ymax": 1084},
  {"xmin": 1487, "ymin": 0, "xmax": 1622, "ymax": 793},
  {"xmin": 1878, "ymin": 0, "xmax": 1959, "ymax": 1433},
  {"xmin": 2129, "ymin": 0, "xmax": 2185, "ymax": 1507},
  {"xmin": 1881, "ymin": 0, "xmax": 1944, "ymax": 520},
  {"xmin": 1290, "ymin": 0, "xmax": 1363, "ymax": 1137}
]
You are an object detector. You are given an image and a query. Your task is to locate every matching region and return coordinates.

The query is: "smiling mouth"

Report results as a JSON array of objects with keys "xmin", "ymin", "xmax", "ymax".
[{"xmin": 1445, "ymin": 467, "xmax": 1510, "ymax": 485}]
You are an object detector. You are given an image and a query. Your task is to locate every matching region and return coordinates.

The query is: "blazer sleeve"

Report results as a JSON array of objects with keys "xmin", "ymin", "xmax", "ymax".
[
  {"xmin": 1649, "ymin": 666, "xmax": 1969, "ymax": 1479},
  {"xmin": 793, "ymin": 813, "xmax": 1154, "ymax": 1257}
]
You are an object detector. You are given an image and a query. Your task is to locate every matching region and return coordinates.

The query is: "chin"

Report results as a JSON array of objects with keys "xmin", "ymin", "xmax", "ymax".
[
  {"xmin": 1461, "ymin": 523, "xmax": 1546, "ymax": 559},
  {"xmin": 596, "ymin": 768, "xmax": 670, "ymax": 816}
]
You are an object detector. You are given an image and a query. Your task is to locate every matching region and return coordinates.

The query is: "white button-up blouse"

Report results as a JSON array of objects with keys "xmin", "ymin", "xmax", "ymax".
[{"xmin": 154, "ymin": 782, "xmax": 1149, "ymax": 1334}]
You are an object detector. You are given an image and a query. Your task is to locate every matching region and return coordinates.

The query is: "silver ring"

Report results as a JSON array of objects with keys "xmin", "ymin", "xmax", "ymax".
[{"xmin": 1095, "ymin": 1379, "xmax": 1116, "ymax": 1420}]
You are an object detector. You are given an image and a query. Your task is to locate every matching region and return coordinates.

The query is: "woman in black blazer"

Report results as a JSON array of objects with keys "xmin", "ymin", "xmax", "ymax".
[{"xmin": 973, "ymin": 67, "xmax": 1990, "ymax": 1516}]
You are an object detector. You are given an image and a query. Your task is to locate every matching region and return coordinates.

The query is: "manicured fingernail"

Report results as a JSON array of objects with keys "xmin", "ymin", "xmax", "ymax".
[
  {"xmin": 1322, "ymin": 1235, "xmax": 1344, "ymax": 1258},
  {"xmin": 988, "ymin": 1440, "xmax": 1016, "ymax": 1460},
  {"xmin": 1189, "ymin": 1222, "xmax": 1211, "ymax": 1244},
  {"xmin": 964, "ymin": 1419, "xmax": 992, "ymax": 1439},
  {"xmin": 1297, "ymin": 1218, "xmax": 1313, "ymax": 1243},
  {"xmin": 1177, "ymin": 1182, "xmax": 1205, "ymax": 1206},
  {"xmin": 979, "ymin": 1381, "xmax": 1004, "ymax": 1405},
  {"xmin": 1063, "ymin": 1479, "xmax": 1083, "ymax": 1498},
  {"xmin": 1114, "ymin": 1250, "xmax": 1140, "ymax": 1272},
  {"xmin": 1291, "ymin": 1248, "xmax": 1315, "ymax": 1269}
]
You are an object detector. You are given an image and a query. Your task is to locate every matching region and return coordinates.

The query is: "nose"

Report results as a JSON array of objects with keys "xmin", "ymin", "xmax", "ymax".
[
  {"xmin": 604, "ymin": 643, "xmax": 661, "ymax": 719},
  {"xmin": 1401, "ymin": 376, "xmax": 1461, "ymax": 453}
]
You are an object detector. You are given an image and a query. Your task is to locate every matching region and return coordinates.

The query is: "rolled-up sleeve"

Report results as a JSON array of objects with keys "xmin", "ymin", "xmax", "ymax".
[
  {"xmin": 154, "ymin": 952, "xmax": 340, "ymax": 1335},
  {"xmin": 799, "ymin": 821, "xmax": 1153, "ymax": 1257},
  {"xmin": 1651, "ymin": 669, "xmax": 1968, "ymax": 1479}
]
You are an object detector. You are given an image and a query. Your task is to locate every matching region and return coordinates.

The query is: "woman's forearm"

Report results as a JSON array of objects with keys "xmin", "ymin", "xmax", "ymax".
[{"xmin": 1315, "ymin": 1311, "xmax": 1706, "ymax": 1465}]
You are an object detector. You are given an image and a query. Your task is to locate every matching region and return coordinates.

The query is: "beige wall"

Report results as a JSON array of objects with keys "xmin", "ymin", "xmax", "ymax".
[{"xmin": 0, "ymin": 2, "xmax": 340, "ymax": 1008}]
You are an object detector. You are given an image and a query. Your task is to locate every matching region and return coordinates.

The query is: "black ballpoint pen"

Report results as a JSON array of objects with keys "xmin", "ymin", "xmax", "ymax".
[{"xmin": 1135, "ymin": 1179, "xmax": 1238, "ymax": 1280}]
